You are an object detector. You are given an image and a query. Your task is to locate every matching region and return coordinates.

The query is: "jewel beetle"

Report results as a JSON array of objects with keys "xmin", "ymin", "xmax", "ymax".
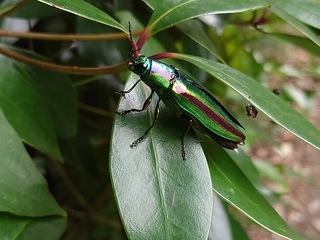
[{"xmin": 117, "ymin": 24, "xmax": 245, "ymax": 160}]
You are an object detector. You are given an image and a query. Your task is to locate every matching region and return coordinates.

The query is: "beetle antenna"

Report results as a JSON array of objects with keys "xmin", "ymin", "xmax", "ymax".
[
  {"xmin": 128, "ymin": 22, "xmax": 140, "ymax": 60},
  {"xmin": 129, "ymin": 22, "xmax": 134, "ymax": 54}
]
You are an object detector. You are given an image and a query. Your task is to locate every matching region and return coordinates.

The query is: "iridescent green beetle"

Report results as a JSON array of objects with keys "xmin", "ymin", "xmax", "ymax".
[{"xmin": 117, "ymin": 25, "xmax": 245, "ymax": 159}]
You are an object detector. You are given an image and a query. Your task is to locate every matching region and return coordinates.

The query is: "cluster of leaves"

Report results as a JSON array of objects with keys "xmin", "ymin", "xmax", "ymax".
[{"xmin": 0, "ymin": 0, "xmax": 319, "ymax": 239}]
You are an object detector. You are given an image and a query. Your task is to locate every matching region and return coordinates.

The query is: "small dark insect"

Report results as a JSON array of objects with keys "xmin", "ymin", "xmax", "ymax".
[
  {"xmin": 273, "ymin": 89, "xmax": 280, "ymax": 95},
  {"xmin": 246, "ymin": 104, "xmax": 258, "ymax": 118}
]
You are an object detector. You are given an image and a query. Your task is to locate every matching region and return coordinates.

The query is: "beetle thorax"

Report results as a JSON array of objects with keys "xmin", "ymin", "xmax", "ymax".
[{"xmin": 128, "ymin": 56, "xmax": 151, "ymax": 78}]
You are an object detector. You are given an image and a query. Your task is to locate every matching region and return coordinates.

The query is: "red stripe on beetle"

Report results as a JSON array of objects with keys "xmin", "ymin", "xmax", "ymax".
[{"xmin": 174, "ymin": 84, "xmax": 243, "ymax": 140}]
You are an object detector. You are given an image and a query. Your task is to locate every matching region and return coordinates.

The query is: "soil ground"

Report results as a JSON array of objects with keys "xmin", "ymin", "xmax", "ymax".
[{"xmin": 246, "ymin": 47, "xmax": 320, "ymax": 239}]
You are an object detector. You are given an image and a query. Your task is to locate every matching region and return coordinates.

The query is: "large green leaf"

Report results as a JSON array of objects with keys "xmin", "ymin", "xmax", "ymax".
[
  {"xmin": 147, "ymin": 0, "xmax": 268, "ymax": 35},
  {"xmin": 173, "ymin": 53, "xmax": 320, "ymax": 151},
  {"xmin": 27, "ymin": 67, "xmax": 78, "ymax": 138},
  {"xmin": 227, "ymin": 149, "xmax": 273, "ymax": 195},
  {"xmin": 270, "ymin": 0, "xmax": 320, "ymax": 30},
  {"xmin": 0, "ymin": 0, "xmax": 23, "ymax": 15},
  {"xmin": 176, "ymin": 19, "xmax": 224, "ymax": 62},
  {"xmin": 110, "ymin": 74, "xmax": 213, "ymax": 240},
  {"xmin": 0, "ymin": 56, "xmax": 63, "ymax": 160},
  {"xmin": 0, "ymin": 109, "xmax": 65, "ymax": 217},
  {"xmin": 0, "ymin": 214, "xmax": 67, "ymax": 240},
  {"xmin": 7, "ymin": 0, "xmax": 62, "ymax": 18},
  {"xmin": 202, "ymin": 140, "xmax": 298, "ymax": 239},
  {"xmin": 209, "ymin": 194, "xmax": 250, "ymax": 240},
  {"xmin": 36, "ymin": 0, "xmax": 127, "ymax": 33},
  {"xmin": 0, "ymin": 45, "xmax": 78, "ymax": 139},
  {"xmin": 270, "ymin": 4, "xmax": 320, "ymax": 48},
  {"xmin": 76, "ymin": 16, "xmax": 128, "ymax": 66}
]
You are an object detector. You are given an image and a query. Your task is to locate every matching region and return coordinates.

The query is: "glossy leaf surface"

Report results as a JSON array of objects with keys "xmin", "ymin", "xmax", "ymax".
[
  {"xmin": 0, "ymin": 56, "xmax": 62, "ymax": 160},
  {"xmin": 0, "ymin": 215, "xmax": 66, "ymax": 240},
  {"xmin": 270, "ymin": 4, "xmax": 320, "ymax": 47},
  {"xmin": 1, "ymin": 45, "xmax": 78, "ymax": 139},
  {"xmin": 110, "ymin": 74, "xmax": 213, "ymax": 240},
  {"xmin": 9, "ymin": 0, "xmax": 61, "ymax": 18},
  {"xmin": 176, "ymin": 19, "xmax": 223, "ymax": 62},
  {"xmin": 36, "ymin": 0, "xmax": 127, "ymax": 33},
  {"xmin": 173, "ymin": 54, "xmax": 320, "ymax": 150},
  {"xmin": 0, "ymin": 109, "xmax": 65, "ymax": 216},
  {"xmin": 27, "ymin": 66, "xmax": 78, "ymax": 138},
  {"xmin": 270, "ymin": 0, "xmax": 320, "ymax": 30},
  {"xmin": 147, "ymin": 0, "xmax": 268, "ymax": 35}
]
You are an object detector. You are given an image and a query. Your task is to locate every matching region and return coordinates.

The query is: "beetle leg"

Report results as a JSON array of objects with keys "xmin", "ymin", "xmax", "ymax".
[
  {"xmin": 130, "ymin": 97, "xmax": 162, "ymax": 148},
  {"xmin": 180, "ymin": 117, "xmax": 193, "ymax": 160},
  {"xmin": 116, "ymin": 90, "xmax": 154, "ymax": 115},
  {"xmin": 115, "ymin": 79, "xmax": 141, "ymax": 96}
]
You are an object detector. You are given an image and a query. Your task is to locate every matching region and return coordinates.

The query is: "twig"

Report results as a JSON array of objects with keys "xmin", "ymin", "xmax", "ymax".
[{"xmin": 0, "ymin": 46, "xmax": 128, "ymax": 75}]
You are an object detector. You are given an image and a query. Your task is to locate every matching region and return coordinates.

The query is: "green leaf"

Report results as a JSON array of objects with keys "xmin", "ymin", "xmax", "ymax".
[
  {"xmin": 254, "ymin": 160, "xmax": 289, "ymax": 194},
  {"xmin": 0, "ymin": 45, "xmax": 78, "ymax": 138},
  {"xmin": 0, "ymin": 214, "xmax": 67, "ymax": 240},
  {"xmin": 173, "ymin": 53, "xmax": 320, "ymax": 151},
  {"xmin": 224, "ymin": 203, "xmax": 251, "ymax": 240},
  {"xmin": 10, "ymin": 0, "xmax": 62, "ymax": 19},
  {"xmin": 270, "ymin": 4, "xmax": 320, "ymax": 48},
  {"xmin": 27, "ymin": 67, "xmax": 78, "ymax": 138},
  {"xmin": 208, "ymin": 194, "xmax": 240, "ymax": 240},
  {"xmin": 0, "ymin": 56, "xmax": 63, "ymax": 160},
  {"xmin": 76, "ymin": 16, "xmax": 128, "ymax": 65},
  {"xmin": 110, "ymin": 74, "xmax": 213, "ymax": 240},
  {"xmin": 147, "ymin": 0, "xmax": 268, "ymax": 35},
  {"xmin": 210, "ymin": 194, "xmax": 250, "ymax": 240},
  {"xmin": 202, "ymin": 140, "xmax": 297, "ymax": 239},
  {"xmin": 0, "ymin": 0, "xmax": 22, "ymax": 15},
  {"xmin": 227, "ymin": 150, "xmax": 273, "ymax": 196},
  {"xmin": 176, "ymin": 19, "xmax": 224, "ymax": 62},
  {"xmin": 36, "ymin": 0, "xmax": 127, "ymax": 33},
  {"xmin": 269, "ymin": 0, "xmax": 320, "ymax": 30},
  {"xmin": 269, "ymin": 33, "xmax": 320, "ymax": 57},
  {"xmin": 0, "ymin": 109, "xmax": 65, "ymax": 217}
]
